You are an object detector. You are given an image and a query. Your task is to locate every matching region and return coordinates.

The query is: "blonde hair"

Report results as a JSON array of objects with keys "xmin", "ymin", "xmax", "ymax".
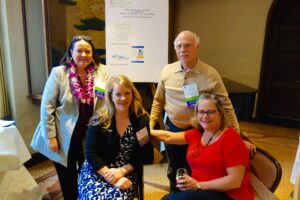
[
  {"xmin": 90, "ymin": 75, "xmax": 148, "ymax": 129},
  {"xmin": 190, "ymin": 93, "xmax": 227, "ymax": 132}
]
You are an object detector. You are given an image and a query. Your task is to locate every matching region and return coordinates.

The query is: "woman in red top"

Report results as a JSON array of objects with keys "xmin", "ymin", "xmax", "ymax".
[{"xmin": 151, "ymin": 93, "xmax": 254, "ymax": 200}]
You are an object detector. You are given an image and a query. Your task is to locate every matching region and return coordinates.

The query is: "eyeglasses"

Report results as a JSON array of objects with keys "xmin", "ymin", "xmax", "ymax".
[
  {"xmin": 197, "ymin": 110, "xmax": 217, "ymax": 116},
  {"xmin": 72, "ymin": 35, "xmax": 92, "ymax": 42},
  {"xmin": 174, "ymin": 43, "xmax": 192, "ymax": 50}
]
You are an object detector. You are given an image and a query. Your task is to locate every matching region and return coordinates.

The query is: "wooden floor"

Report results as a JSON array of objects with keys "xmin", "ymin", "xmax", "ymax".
[{"xmin": 240, "ymin": 121, "xmax": 299, "ymax": 200}]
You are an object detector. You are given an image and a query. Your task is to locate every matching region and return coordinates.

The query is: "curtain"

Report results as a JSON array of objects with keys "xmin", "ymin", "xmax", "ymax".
[{"xmin": 0, "ymin": 35, "xmax": 10, "ymax": 119}]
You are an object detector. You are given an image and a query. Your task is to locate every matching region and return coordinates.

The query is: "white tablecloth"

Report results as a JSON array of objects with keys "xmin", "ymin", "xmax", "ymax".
[
  {"xmin": 0, "ymin": 125, "xmax": 31, "ymax": 171},
  {"xmin": 0, "ymin": 125, "xmax": 42, "ymax": 200}
]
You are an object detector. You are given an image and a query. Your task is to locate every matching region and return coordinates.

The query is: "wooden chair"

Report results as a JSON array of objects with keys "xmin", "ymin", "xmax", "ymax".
[{"xmin": 250, "ymin": 147, "xmax": 282, "ymax": 192}]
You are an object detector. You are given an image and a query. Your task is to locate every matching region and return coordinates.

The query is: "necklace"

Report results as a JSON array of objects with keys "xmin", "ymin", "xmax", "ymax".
[
  {"xmin": 67, "ymin": 61, "xmax": 95, "ymax": 105},
  {"xmin": 204, "ymin": 128, "xmax": 220, "ymax": 146}
]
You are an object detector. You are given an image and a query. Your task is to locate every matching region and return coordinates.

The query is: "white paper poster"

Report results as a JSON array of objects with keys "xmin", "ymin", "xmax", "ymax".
[
  {"xmin": 291, "ymin": 135, "xmax": 300, "ymax": 184},
  {"xmin": 105, "ymin": 0, "xmax": 168, "ymax": 82}
]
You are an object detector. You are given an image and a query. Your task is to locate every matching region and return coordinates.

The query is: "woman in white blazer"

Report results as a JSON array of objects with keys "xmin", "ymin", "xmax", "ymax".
[{"xmin": 31, "ymin": 35, "xmax": 109, "ymax": 200}]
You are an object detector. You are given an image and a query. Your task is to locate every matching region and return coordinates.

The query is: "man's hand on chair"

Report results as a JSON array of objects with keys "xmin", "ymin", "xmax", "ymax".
[{"xmin": 244, "ymin": 140, "xmax": 257, "ymax": 156}]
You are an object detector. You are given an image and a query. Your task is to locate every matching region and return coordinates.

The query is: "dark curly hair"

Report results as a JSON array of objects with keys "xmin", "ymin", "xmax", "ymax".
[{"xmin": 60, "ymin": 35, "xmax": 100, "ymax": 67}]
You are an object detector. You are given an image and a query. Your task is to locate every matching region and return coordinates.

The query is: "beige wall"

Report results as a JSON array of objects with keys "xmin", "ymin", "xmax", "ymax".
[
  {"xmin": 0, "ymin": 0, "xmax": 40, "ymax": 153},
  {"xmin": 174, "ymin": 0, "xmax": 273, "ymax": 89}
]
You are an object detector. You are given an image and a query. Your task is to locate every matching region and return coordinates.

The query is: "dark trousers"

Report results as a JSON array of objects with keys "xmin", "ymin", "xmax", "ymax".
[
  {"xmin": 162, "ymin": 190, "xmax": 233, "ymax": 200},
  {"xmin": 165, "ymin": 118, "xmax": 192, "ymax": 192},
  {"xmin": 53, "ymin": 136, "xmax": 85, "ymax": 200}
]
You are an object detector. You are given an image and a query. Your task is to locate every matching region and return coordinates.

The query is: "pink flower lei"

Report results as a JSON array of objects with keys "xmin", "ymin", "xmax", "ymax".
[{"xmin": 67, "ymin": 61, "xmax": 95, "ymax": 105}]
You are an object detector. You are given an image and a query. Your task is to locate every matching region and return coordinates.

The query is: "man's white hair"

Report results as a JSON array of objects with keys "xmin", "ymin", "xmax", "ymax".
[{"xmin": 173, "ymin": 30, "xmax": 200, "ymax": 47}]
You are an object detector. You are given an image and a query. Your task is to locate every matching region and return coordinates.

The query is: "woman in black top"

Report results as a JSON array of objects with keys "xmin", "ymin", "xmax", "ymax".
[{"xmin": 78, "ymin": 75, "xmax": 153, "ymax": 199}]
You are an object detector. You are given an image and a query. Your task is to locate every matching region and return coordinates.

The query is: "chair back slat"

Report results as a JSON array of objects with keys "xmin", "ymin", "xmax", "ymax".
[{"xmin": 250, "ymin": 147, "xmax": 282, "ymax": 192}]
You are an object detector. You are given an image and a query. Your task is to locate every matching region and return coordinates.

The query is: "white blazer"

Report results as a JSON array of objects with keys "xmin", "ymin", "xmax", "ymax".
[{"xmin": 31, "ymin": 64, "xmax": 109, "ymax": 167}]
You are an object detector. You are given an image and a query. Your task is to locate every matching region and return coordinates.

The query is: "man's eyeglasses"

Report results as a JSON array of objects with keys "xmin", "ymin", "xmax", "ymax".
[
  {"xmin": 197, "ymin": 110, "xmax": 217, "ymax": 116},
  {"xmin": 174, "ymin": 43, "xmax": 192, "ymax": 50},
  {"xmin": 72, "ymin": 35, "xmax": 92, "ymax": 42}
]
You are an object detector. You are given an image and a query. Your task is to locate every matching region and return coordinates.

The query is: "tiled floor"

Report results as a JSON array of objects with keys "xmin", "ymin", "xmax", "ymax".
[
  {"xmin": 28, "ymin": 160, "xmax": 63, "ymax": 200},
  {"xmin": 28, "ymin": 121, "xmax": 300, "ymax": 200}
]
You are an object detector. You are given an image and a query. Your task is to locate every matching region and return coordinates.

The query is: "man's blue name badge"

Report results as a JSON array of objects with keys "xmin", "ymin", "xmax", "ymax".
[{"xmin": 183, "ymin": 83, "xmax": 199, "ymax": 108}]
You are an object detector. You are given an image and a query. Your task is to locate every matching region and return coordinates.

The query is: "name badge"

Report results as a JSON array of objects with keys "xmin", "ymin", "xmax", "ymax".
[
  {"xmin": 94, "ymin": 81, "xmax": 105, "ymax": 99},
  {"xmin": 136, "ymin": 127, "xmax": 150, "ymax": 147},
  {"xmin": 183, "ymin": 83, "xmax": 199, "ymax": 108}
]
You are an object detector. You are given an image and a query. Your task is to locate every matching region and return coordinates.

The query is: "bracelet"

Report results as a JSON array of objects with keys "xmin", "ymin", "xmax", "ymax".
[{"xmin": 196, "ymin": 182, "xmax": 202, "ymax": 190}]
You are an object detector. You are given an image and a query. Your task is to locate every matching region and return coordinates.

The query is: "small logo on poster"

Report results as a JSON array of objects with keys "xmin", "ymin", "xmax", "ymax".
[{"xmin": 131, "ymin": 46, "xmax": 144, "ymax": 63}]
